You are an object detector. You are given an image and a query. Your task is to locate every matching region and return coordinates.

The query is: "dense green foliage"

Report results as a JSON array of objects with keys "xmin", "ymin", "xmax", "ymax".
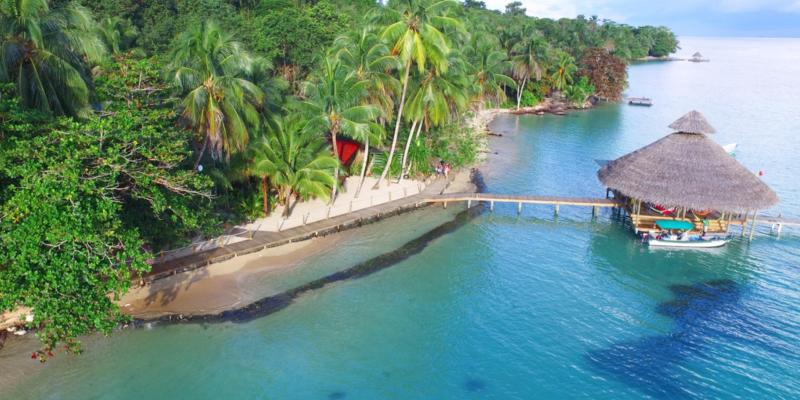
[
  {"xmin": 0, "ymin": 79, "xmax": 216, "ymax": 355},
  {"xmin": 0, "ymin": 0, "xmax": 678, "ymax": 352}
]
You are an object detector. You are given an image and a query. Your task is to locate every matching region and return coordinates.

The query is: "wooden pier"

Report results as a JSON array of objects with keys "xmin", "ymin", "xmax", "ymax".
[
  {"xmin": 424, "ymin": 192, "xmax": 622, "ymax": 216},
  {"xmin": 424, "ymin": 192, "xmax": 800, "ymax": 236}
]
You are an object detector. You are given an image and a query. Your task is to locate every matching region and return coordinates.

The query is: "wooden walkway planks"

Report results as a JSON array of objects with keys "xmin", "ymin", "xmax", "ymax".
[
  {"xmin": 145, "ymin": 178, "xmax": 453, "ymax": 282},
  {"xmin": 424, "ymin": 192, "xmax": 622, "ymax": 208}
]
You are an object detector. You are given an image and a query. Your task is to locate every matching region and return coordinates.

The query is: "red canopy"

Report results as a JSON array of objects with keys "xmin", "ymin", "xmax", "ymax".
[{"xmin": 335, "ymin": 137, "xmax": 361, "ymax": 166}]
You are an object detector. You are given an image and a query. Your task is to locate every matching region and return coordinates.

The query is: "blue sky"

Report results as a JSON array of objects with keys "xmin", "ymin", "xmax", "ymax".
[{"xmin": 481, "ymin": 0, "xmax": 800, "ymax": 37}]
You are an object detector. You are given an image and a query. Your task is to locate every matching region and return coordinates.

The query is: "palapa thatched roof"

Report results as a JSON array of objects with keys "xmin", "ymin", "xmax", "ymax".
[
  {"xmin": 692, "ymin": 52, "xmax": 703, "ymax": 58},
  {"xmin": 598, "ymin": 111, "xmax": 778, "ymax": 212},
  {"xmin": 668, "ymin": 110, "xmax": 715, "ymax": 134}
]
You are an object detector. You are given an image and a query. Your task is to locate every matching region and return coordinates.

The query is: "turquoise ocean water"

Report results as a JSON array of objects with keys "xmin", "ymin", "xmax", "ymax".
[{"xmin": 1, "ymin": 37, "xmax": 799, "ymax": 399}]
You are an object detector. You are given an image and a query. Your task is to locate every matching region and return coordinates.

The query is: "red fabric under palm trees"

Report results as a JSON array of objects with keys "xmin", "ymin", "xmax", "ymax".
[{"xmin": 335, "ymin": 137, "xmax": 361, "ymax": 166}]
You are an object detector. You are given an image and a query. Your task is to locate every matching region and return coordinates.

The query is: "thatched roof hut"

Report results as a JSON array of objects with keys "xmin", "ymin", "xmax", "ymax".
[
  {"xmin": 692, "ymin": 52, "xmax": 703, "ymax": 58},
  {"xmin": 597, "ymin": 111, "xmax": 778, "ymax": 213}
]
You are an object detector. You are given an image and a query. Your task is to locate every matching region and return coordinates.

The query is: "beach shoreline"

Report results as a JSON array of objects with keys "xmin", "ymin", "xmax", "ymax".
[
  {"xmin": 115, "ymin": 106, "xmax": 510, "ymax": 320},
  {"xmin": 0, "ymin": 100, "xmax": 560, "ymax": 340}
]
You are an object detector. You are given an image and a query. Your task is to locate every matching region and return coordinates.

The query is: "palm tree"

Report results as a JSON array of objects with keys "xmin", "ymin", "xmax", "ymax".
[
  {"xmin": 511, "ymin": 26, "xmax": 549, "ymax": 110},
  {"xmin": 465, "ymin": 37, "xmax": 515, "ymax": 108},
  {"xmin": 301, "ymin": 56, "xmax": 381, "ymax": 203},
  {"xmin": 166, "ymin": 20, "xmax": 264, "ymax": 168},
  {"xmin": 97, "ymin": 17, "xmax": 138, "ymax": 55},
  {"xmin": 332, "ymin": 29, "xmax": 397, "ymax": 196},
  {"xmin": 250, "ymin": 116, "xmax": 338, "ymax": 216},
  {"xmin": 0, "ymin": 0, "xmax": 105, "ymax": 118},
  {"xmin": 372, "ymin": 0, "xmax": 462, "ymax": 188},
  {"xmin": 238, "ymin": 141, "xmax": 277, "ymax": 217},
  {"xmin": 550, "ymin": 51, "xmax": 577, "ymax": 92},
  {"xmin": 333, "ymin": 29, "xmax": 401, "ymax": 122},
  {"xmin": 399, "ymin": 55, "xmax": 470, "ymax": 181}
]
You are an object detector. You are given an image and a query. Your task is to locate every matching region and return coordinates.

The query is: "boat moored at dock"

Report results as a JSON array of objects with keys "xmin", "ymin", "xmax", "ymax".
[
  {"xmin": 597, "ymin": 111, "xmax": 779, "ymax": 245},
  {"xmin": 628, "ymin": 97, "xmax": 653, "ymax": 106}
]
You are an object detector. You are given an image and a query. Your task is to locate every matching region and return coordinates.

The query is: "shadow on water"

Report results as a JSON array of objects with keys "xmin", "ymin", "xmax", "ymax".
[
  {"xmin": 463, "ymin": 377, "xmax": 487, "ymax": 392},
  {"xmin": 585, "ymin": 226, "xmax": 793, "ymax": 398},
  {"xmin": 140, "ymin": 170, "xmax": 488, "ymax": 326},
  {"xmin": 586, "ymin": 279, "xmax": 741, "ymax": 399}
]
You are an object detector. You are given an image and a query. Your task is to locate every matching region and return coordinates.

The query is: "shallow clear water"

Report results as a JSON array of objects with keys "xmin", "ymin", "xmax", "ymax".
[{"xmin": 3, "ymin": 37, "xmax": 800, "ymax": 399}]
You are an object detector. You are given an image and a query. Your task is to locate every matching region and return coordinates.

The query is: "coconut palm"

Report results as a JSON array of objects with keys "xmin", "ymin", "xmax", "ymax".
[
  {"xmin": 332, "ymin": 29, "xmax": 397, "ymax": 196},
  {"xmin": 301, "ymin": 56, "xmax": 381, "ymax": 203},
  {"xmin": 399, "ymin": 54, "xmax": 470, "ymax": 181},
  {"xmin": 333, "ymin": 29, "xmax": 401, "ymax": 122},
  {"xmin": 511, "ymin": 26, "xmax": 549, "ymax": 110},
  {"xmin": 166, "ymin": 20, "xmax": 264, "ymax": 168},
  {"xmin": 236, "ymin": 141, "xmax": 277, "ymax": 217},
  {"xmin": 550, "ymin": 51, "xmax": 577, "ymax": 92},
  {"xmin": 96, "ymin": 17, "xmax": 138, "ymax": 55},
  {"xmin": 372, "ymin": 0, "xmax": 462, "ymax": 188},
  {"xmin": 0, "ymin": 0, "xmax": 105, "ymax": 118},
  {"xmin": 464, "ymin": 37, "xmax": 515, "ymax": 108},
  {"xmin": 250, "ymin": 116, "xmax": 338, "ymax": 216}
]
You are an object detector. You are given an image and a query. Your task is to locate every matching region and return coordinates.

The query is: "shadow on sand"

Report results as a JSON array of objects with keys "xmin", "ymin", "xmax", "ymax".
[{"xmin": 141, "ymin": 266, "xmax": 211, "ymax": 308}]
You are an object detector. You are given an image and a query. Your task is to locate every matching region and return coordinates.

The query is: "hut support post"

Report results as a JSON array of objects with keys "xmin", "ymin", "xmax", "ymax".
[
  {"xmin": 749, "ymin": 212, "xmax": 758, "ymax": 241},
  {"xmin": 490, "ymin": 201, "xmax": 494, "ymax": 212},
  {"xmin": 741, "ymin": 212, "xmax": 749, "ymax": 237},
  {"xmin": 554, "ymin": 204, "xmax": 560, "ymax": 216},
  {"xmin": 467, "ymin": 200, "xmax": 471, "ymax": 208},
  {"xmin": 517, "ymin": 202, "xmax": 522, "ymax": 214}
]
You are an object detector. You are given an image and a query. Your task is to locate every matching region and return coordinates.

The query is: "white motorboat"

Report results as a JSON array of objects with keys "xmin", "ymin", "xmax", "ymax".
[
  {"xmin": 647, "ymin": 237, "xmax": 729, "ymax": 248},
  {"xmin": 644, "ymin": 220, "xmax": 730, "ymax": 248}
]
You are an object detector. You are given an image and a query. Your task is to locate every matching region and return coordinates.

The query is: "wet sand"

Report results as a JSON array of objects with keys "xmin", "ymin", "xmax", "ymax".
[{"xmin": 121, "ymin": 233, "xmax": 350, "ymax": 319}]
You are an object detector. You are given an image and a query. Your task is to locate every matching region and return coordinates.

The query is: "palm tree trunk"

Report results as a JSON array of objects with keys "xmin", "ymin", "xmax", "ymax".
[
  {"xmin": 329, "ymin": 128, "xmax": 340, "ymax": 205},
  {"xmin": 375, "ymin": 58, "xmax": 412, "ymax": 189},
  {"xmin": 193, "ymin": 135, "xmax": 209, "ymax": 170},
  {"xmin": 515, "ymin": 76, "xmax": 528, "ymax": 111},
  {"xmin": 397, "ymin": 119, "xmax": 420, "ymax": 183},
  {"xmin": 268, "ymin": 175, "xmax": 269, "ymax": 217},
  {"xmin": 355, "ymin": 134, "xmax": 370, "ymax": 198}
]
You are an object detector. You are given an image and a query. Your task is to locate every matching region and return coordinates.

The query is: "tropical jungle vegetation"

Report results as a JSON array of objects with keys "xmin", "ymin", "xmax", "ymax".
[{"xmin": 0, "ymin": 0, "xmax": 678, "ymax": 354}]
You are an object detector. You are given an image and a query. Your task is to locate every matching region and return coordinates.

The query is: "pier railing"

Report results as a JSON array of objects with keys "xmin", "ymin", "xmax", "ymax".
[{"xmin": 423, "ymin": 192, "xmax": 622, "ymax": 216}]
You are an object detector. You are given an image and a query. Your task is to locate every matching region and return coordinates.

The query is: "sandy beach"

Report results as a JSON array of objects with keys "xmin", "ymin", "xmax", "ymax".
[
  {"xmin": 121, "ymin": 232, "xmax": 350, "ymax": 319},
  {"xmin": 121, "ymin": 166, "xmax": 479, "ymax": 319}
]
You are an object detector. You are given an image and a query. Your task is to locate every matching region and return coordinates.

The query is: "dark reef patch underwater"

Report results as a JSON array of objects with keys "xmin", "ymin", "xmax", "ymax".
[
  {"xmin": 586, "ymin": 278, "xmax": 793, "ymax": 399},
  {"xmin": 587, "ymin": 279, "xmax": 741, "ymax": 398}
]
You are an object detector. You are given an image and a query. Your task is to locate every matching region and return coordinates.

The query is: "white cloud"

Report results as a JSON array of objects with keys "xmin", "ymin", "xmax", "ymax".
[
  {"xmin": 718, "ymin": 0, "xmax": 800, "ymax": 12},
  {"xmin": 481, "ymin": 0, "xmax": 612, "ymax": 19},
  {"xmin": 480, "ymin": 0, "xmax": 800, "ymax": 18}
]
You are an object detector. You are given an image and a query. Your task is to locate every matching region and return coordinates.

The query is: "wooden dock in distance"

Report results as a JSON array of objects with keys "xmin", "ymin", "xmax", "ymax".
[{"xmin": 423, "ymin": 192, "xmax": 622, "ymax": 216}]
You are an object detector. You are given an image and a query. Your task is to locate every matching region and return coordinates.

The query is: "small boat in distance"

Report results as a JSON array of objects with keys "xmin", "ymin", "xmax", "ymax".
[
  {"xmin": 628, "ymin": 97, "xmax": 653, "ymax": 106},
  {"xmin": 689, "ymin": 52, "xmax": 710, "ymax": 62}
]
